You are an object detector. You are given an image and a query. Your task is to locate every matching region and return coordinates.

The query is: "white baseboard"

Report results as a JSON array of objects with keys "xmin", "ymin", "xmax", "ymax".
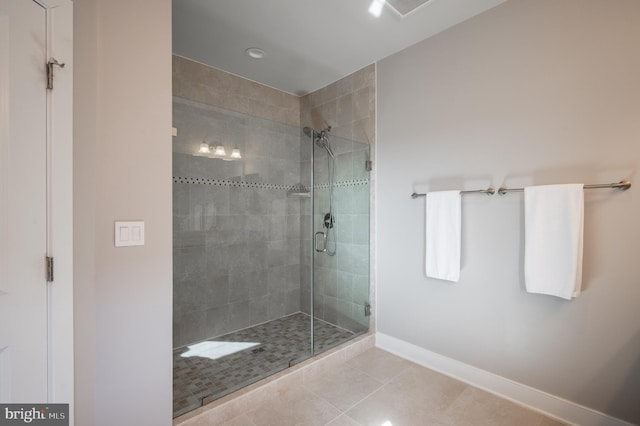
[{"xmin": 375, "ymin": 333, "xmax": 634, "ymax": 426}]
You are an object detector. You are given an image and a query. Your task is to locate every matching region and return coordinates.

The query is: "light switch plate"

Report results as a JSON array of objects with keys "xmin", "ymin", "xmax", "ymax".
[{"xmin": 115, "ymin": 221, "xmax": 144, "ymax": 247}]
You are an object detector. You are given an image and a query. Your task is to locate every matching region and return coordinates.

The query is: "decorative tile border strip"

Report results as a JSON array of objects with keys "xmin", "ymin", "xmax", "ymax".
[
  {"xmin": 172, "ymin": 176, "xmax": 369, "ymax": 191},
  {"xmin": 173, "ymin": 176, "xmax": 307, "ymax": 191},
  {"xmin": 315, "ymin": 179, "xmax": 369, "ymax": 189}
]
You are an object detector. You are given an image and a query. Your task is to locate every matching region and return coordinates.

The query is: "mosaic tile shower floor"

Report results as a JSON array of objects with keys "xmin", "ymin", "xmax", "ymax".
[{"xmin": 173, "ymin": 312, "xmax": 359, "ymax": 418}]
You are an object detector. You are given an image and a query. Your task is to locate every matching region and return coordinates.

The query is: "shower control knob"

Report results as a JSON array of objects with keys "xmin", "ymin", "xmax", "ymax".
[{"xmin": 323, "ymin": 213, "xmax": 334, "ymax": 229}]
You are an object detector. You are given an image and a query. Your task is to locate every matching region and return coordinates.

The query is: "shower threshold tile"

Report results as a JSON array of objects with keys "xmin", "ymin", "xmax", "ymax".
[{"xmin": 172, "ymin": 312, "xmax": 358, "ymax": 418}]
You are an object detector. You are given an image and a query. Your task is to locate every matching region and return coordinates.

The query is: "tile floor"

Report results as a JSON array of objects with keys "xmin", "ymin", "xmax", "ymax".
[
  {"xmin": 213, "ymin": 348, "xmax": 567, "ymax": 426},
  {"xmin": 173, "ymin": 313, "xmax": 360, "ymax": 418}
]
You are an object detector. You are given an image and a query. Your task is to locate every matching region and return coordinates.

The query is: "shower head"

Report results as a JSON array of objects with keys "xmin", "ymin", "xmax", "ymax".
[
  {"xmin": 303, "ymin": 126, "xmax": 335, "ymax": 159},
  {"xmin": 316, "ymin": 136, "xmax": 335, "ymax": 159}
]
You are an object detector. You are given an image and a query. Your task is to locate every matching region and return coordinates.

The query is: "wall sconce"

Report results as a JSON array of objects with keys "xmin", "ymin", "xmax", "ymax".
[
  {"xmin": 196, "ymin": 141, "xmax": 242, "ymax": 161},
  {"xmin": 230, "ymin": 147, "xmax": 242, "ymax": 159},
  {"xmin": 198, "ymin": 141, "xmax": 211, "ymax": 154},
  {"xmin": 214, "ymin": 145, "xmax": 242, "ymax": 161}
]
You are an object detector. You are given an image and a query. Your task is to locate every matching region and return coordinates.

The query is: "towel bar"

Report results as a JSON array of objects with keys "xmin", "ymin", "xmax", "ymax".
[
  {"xmin": 411, "ymin": 187, "xmax": 495, "ymax": 198},
  {"xmin": 498, "ymin": 180, "xmax": 631, "ymax": 195}
]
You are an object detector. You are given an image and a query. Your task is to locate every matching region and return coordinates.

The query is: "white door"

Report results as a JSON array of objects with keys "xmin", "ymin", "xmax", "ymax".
[{"xmin": 0, "ymin": 0, "xmax": 49, "ymax": 402}]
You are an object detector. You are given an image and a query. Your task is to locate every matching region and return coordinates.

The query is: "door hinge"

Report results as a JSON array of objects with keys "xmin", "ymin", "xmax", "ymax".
[
  {"xmin": 46, "ymin": 58, "xmax": 65, "ymax": 90},
  {"xmin": 364, "ymin": 302, "xmax": 371, "ymax": 317},
  {"xmin": 46, "ymin": 256, "xmax": 54, "ymax": 282},
  {"xmin": 365, "ymin": 160, "xmax": 373, "ymax": 172}
]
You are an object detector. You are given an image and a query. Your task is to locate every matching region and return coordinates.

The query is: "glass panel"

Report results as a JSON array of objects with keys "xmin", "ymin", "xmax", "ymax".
[
  {"xmin": 311, "ymin": 131, "xmax": 370, "ymax": 355},
  {"xmin": 172, "ymin": 97, "xmax": 312, "ymax": 417}
]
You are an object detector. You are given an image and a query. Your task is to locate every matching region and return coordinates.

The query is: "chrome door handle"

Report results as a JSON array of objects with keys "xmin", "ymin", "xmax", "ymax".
[{"xmin": 315, "ymin": 231, "xmax": 327, "ymax": 252}]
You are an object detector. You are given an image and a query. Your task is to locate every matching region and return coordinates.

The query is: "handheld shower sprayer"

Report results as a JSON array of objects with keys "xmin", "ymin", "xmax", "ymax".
[{"xmin": 304, "ymin": 125, "xmax": 337, "ymax": 256}]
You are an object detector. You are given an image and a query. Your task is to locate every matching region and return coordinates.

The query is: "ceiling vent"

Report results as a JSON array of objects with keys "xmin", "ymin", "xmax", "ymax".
[{"xmin": 386, "ymin": 0, "xmax": 434, "ymax": 17}]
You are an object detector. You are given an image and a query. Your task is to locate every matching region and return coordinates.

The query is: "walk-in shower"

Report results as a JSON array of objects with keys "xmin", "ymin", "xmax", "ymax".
[{"xmin": 172, "ymin": 98, "xmax": 371, "ymax": 418}]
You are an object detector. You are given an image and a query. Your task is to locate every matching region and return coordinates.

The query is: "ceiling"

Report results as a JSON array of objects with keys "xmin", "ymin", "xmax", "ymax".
[{"xmin": 172, "ymin": 0, "xmax": 508, "ymax": 96}]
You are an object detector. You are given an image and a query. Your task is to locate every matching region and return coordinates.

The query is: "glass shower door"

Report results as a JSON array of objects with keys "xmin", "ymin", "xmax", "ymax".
[{"xmin": 311, "ymin": 132, "xmax": 370, "ymax": 354}]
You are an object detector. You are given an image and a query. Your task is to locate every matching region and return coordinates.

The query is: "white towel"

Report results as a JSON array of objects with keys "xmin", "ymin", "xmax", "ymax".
[
  {"xmin": 425, "ymin": 191, "xmax": 462, "ymax": 282},
  {"xmin": 524, "ymin": 184, "xmax": 584, "ymax": 300}
]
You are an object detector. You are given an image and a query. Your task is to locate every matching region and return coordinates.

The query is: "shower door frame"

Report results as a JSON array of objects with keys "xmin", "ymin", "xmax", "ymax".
[{"xmin": 309, "ymin": 132, "xmax": 316, "ymax": 355}]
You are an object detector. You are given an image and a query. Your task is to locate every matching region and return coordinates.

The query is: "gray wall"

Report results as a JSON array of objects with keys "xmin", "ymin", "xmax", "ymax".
[
  {"xmin": 74, "ymin": 0, "xmax": 173, "ymax": 425},
  {"xmin": 377, "ymin": 0, "xmax": 640, "ymax": 423}
]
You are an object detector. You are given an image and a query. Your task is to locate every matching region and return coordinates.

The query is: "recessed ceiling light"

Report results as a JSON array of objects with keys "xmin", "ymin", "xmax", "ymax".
[
  {"xmin": 368, "ymin": 0, "xmax": 385, "ymax": 17},
  {"xmin": 245, "ymin": 47, "xmax": 266, "ymax": 59}
]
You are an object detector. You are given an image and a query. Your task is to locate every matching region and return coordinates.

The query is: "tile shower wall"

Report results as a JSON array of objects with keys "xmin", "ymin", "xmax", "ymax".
[
  {"xmin": 300, "ymin": 64, "xmax": 376, "ymax": 146},
  {"xmin": 172, "ymin": 69, "xmax": 308, "ymax": 347},
  {"xmin": 173, "ymin": 55, "xmax": 300, "ymax": 127}
]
